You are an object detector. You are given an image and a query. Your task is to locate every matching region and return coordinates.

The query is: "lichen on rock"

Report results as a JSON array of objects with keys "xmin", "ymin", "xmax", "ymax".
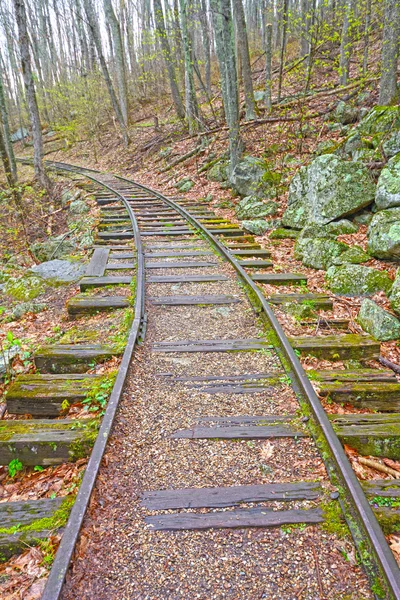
[
  {"xmin": 375, "ymin": 153, "xmax": 400, "ymax": 210},
  {"xmin": 326, "ymin": 264, "xmax": 392, "ymax": 296},
  {"xmin": 367, "ymin": 208, "xmax": 400, "ymax": 259},
  {"xmin": 282, "ymin": 154, "xmax": 375, "ymax": 228},
  {"xmin": 357, "ymin": 298, "xmax": 400, "ymax": 341},
  {"xmin": 230, "ymin": 156, "xmax": 278, "ymax": 199},
  {"xmin": 235, "ymin": 196, "xmax": 278, "ymax": 219}
]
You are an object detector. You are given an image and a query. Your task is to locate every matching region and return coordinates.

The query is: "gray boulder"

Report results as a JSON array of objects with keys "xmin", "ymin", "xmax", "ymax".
[
  {"xmin": 30, "ymin": 259, "xmax": 85, "ymax": 284},
  {"xmin": 235, "ymin": 196, "xmax": 278, "ymax": 219},
  {"xmin": 334, "ymin": 101, "xmax": 358, "ymax": 125},
  {"xmin": 357, "ymin": 105, "xmax": 400, "ymax": 136},
  {"xmin": 375, "ymin": 154, "xmax": 400, "ymax": 210},
  {"xmin": 207, "ymin": 161, "xmax": 228, "ymax": 182},
  {"xmin": 0, "ymin": 346, "xmax": 20, "ymax": 379},
  {"xmin": 383, "ymin": 131, "xmax": 400, "ymax": 158},
  {"xmin": 230, "ymin": 156, "xmax": 277, "ymax": 199},
  {"xmin": 390, "ymin": 269, "xmax": 400, "ymax": 314},
  {"xmin": 242, "ymin": 220, "xmax": 270, "ymax": 235},
  {"xmin": 353, "ymin": 210, "xmax": 373, "ymax": 225},
  {"xmin": 31, "ymin": 236, "xmax": 76, "ymax": 262},
  {"xmin": 282, "ymin": 154, "xmax": 375, "ymax": 229},
  {"xmin": 367, "ymin": 208, "xmax": 400, "ymax": 259},
  {"xmin": 357, "ymin": 299, "xmax": 400, "ymax": 341},
  {"xmin": 175, "ymin": 178, "xmax": 194, "ymax": 192},
  {"xmin": 326, "ymin": 264, "xmax": 392, "ymax": 296},
  {"xmin": 332, "ymin": 246, "xmax": 370, "ymax": 265},
  {"xmin": 295, "ymin": 237, "xmax": 348, "ymax": 270}
]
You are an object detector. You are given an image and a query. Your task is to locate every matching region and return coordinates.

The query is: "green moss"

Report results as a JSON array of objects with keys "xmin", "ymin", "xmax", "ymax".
[
  {"xmin": 0, "ymin": 496, "xmax": 74, "ymax": 535},
  {"xmin": 321, "ymin": 500, "xmax": 350, "ymax": 538}
]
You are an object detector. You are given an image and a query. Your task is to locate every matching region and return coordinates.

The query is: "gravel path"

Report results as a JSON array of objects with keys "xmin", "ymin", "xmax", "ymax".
[{"xmin": 62, "ymin": 234, "xmax": 373, "ymax": 600}]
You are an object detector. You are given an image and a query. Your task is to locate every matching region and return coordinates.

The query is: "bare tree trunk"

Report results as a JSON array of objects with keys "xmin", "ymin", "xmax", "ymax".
[
  {"xmin": 12, "ymin": 0, "xmax": 49, "ymax": 189},
  {"xmin": 211, "ymin": 0, "xmax": 242, "ymax": 173},
  {"xmin": 199, "ymin": 0, "xmax": 212, "ymax": 93},
  {"xmin": 103, "ymin": 0, "xmax": 129, "ymax": 126},
  {"xmin": 233, "ymin": 0, "xmax": 256, "ymax": 120},
  {"xmin": 82, "ymin": 0, "xmax": 129, "ymax": 145},
  {"xmin": 339, "ymin": 0, "xmax": 354, "ymax": 86},
  {"xmin": 379, "ymin": 0, "xmax": 400, "ymax": 104},
  {"xmin": 362, "ymin": 0, "xmax": 371, "ymax": 75},
  {"xmin": 179, "ymin": 0, "xmax": 201, "ymax": 133},
  {"xmin": 277, "ymin": 0, "xmax": 289, "ymax": 101},
  {"xmin": 153, "ymin": 0, "xmax": 185, "ymax": 120},
  {"xmin": 0, "ymin": 69, "xmax": 17, "ymax": 180},
  {"xmin": 301, "ymin": 0, "xmax": 310, "ymax": 56},
  {"xmin": 265, "ymin": 22, "xmax": 273, "ymax": 110}
]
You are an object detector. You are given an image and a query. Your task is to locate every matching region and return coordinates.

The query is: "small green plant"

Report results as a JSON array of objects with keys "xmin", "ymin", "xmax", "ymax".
[
  {"xmin": 83, "ymin": 372, "xmax": 117, "ymax": 413},
  {"xmin": 34, "ymin": 465, "xmax": 45, "ymax": 472},
  {"xmin": 8, "ymin": 458, "xmax": 23, "ymax": 478},
  {"xmin": 279, "ymin": 375, "xmax": 292, "ymax": 385},
  {"xmin": 39, "ymin": 539, "xmax": 57, "ymax": 568},
  {"xmin": 371, "ymin": 496, "xmax": 400, "ymax": 508}
]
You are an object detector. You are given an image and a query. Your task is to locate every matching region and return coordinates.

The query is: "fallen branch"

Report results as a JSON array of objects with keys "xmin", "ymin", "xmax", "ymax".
[
  {"xmin": 159, "ymin": 145, "xmax": 205, "ymax": 173},
  {"xmin": 358, "ymin": 456, "xmax": 400, "ymax": 479},
  {"xmin": 379, "ymin": 355, "xmax": 400, "ymax": 375}
]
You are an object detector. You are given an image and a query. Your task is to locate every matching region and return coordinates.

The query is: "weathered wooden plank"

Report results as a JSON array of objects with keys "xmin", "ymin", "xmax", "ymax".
[
  {"xmin": 6, "ymin": 374, "xmax": 100, "ymax": 417},
  {"xmin": 105, "ymin": 262, "xmax": 136, "ymax": 270},
  {"xmin": 331, "ymin": 413, "xmax": 400, "ymax": 459},
  {"xmin": 171, "ymin": 423, "xmax": 307, "ymax": 439},
  {"xmin": 152, "ymin": 338, "xmax": 271, "ymax": 352},
  {"xmin": 141, "ymin": 230, "xmax": 195, "ymax": 237},
  {"xmin": 162, "ymin": 373, "xmax": 280, "ymax": 383},
  {"xmin": 0, "ymin": 529, "xmax": 51, "ymax": 562},
  {"xmin": 290, "ymin": 334, "xmax": 380, "ymax": 361},
  {"xmin": 108, "ymin": 253, "xmax": 135, "ymax": 259},
  {"xmin": 79, "ymin": 275, "xmax": 132, "ymax": 291},
  {"xmin": 97, "ymin": 231, "xmax": 134, "ymax": 240},
  {"xmin": 147, "ymin": 275, "xmax": 228, "ymax": 283},
  {"xmin": 142, "ymin": 482, "xmax": 322, "ymax": 510},
  {"xmin": 67, "ymin": 296, "xmax": 130, "ymax": 317},
  {"xmin": 315, "ymin": 369, "xmax": 396, "ymax": 383},
  {"xmin": 85, "ymin": 248, "xmax": 109, "ymax": 277},
  {"xmin": 319, "ymin": 381, "xmax": 400, "ymax": 411},
  {"xmin": 146, "ymin": 261, "xmax": 217, "ymax": 269},
  {"xmin": 268, "ymin": 293, "xmax": 333, "ymax": 309},
  {"xmin": 238, "ymin": 260, "xmax": 274, "ymax": 268},
  {"xmin": 35, "ymin": 344, "xmax": 121, "ymax": 373},
  {"xmin": 362, "ymin": 479, "xmax": 400, "ymax": 497},
  {"xmin": 145, "ymin": 507, "xmax": 323, "ymax": 531},
  {"xmin": 149, "ymin": 295, "xmax": 241, "ymax": 306},
  {"xmin": 198, "ymin": 415, "xmax": 292, "ymax": 424},
  {"xmin": 144, "ymin": 251, "xmax": 213, "ymax": 258},
  {"xmin": 373, "ymin": 507, "xmax": 400, "ymax": 535},
  {"xmin": 232, "ymin": 249, "xmax": 271, "ymax": 257},
  {"xmin": 300, "ymin": 318, "xmax": 350, "ymax": 331},
  {"xmin": 0, "ymin": 419, "xmax": 98, "ymax": 465},
  {"xmin": 214, "ymin": 229, "xmax": 245, "ymax": 237},
  {"xmin": 145, "ymin": 243, "xmax": 207, "ymax": 250},
  {"xmin": 251, "ymin": 273, "xmax": 307, "ymax": 285},
  {"xmin": 0, "ymin": 496, "xmax": 68, "ymax": 529}
]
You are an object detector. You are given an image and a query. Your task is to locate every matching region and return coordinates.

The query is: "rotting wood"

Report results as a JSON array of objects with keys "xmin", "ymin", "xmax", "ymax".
[
  {"xmin": 145, "ymin": 507, "xmax": 323, "ymax": 531},
  {"xmin": 142, "ymin": 481, "xmax": 322, "ymax": 510}
]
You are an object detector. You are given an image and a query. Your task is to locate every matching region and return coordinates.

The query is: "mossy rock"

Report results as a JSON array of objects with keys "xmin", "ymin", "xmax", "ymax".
[
  {"xmin": 389, "ymin": 268, "xmax": 400, "ymax": 315},
  {"xmin": 357, "ymin": 105, "xmax": 400, "ymax": 137},
  {"xmin": 282, "ymin": 154, "xmax": 375, "ymax": 229},
  {"xmin": 241, "ymin": 220, "xmax": 270, "ymax": 235},
  {"xmin": 315, "ymin": 140, "xmax": 338, "ymax": 156},
  {"xmin": 357, "ymin": 298, "xmax": 400, "ymax": 341},
  {"xmin": 332, "ymin": 246, "xmax": 370, "ymax": 265},
  {"xmin": 367, "ymin": 207, "xmax": 400, "ymax": 259},
  {"xmin": 353, "ymin": 210, "xmax": 373, "ymax": 225},
  {"xmin": 235, "ymin": 196, "xmax": 278, "ymax": 219},
  {"xmin": 375, "ymin": 153, "xmax": 400, "ymax": 210},
  {"xmin": 282, "ymin": 302, "xmax": 317, "ymax": 320},
  {"xmin": 383, "ymin": 131, "xmax": 400, "ymax": 158},
  {"xmin": 295, "ymin": 237, "xmax": 349, "ymax": 270},
  {"xmin": 230, "ymin": 156, "xmax": 278, "ymax": 199},
  {"xmin": 207, "ymin": 161, "xmax": 229, "ymax": 182},
  {"xmin": 269, "ymin": 228, "xmax": 299, "ymax": 240},
  {"xmin": 31, "ymin": 236, "xmax": 76, "ymax": 262},
  {"xmin": 69, "ymin": 199, "xmax": 89, "ymax": 215},
  {"xmin": 10, "ymin": 302, "xmax": 47, "ymax": 321},
  {"xmin": 175, "ymin": 178, "xmax": 194, "ymax": 192},
  {"xmin": 334, "ymin": 101, "xmax": 358, "ymax": 125},
  {"xmin": 4, "ymin": 275, "xmax": 45, "ymax": 301},
  {"xmin": 326, "ymin": 264, "xmax": 393, "ymax": 296}
]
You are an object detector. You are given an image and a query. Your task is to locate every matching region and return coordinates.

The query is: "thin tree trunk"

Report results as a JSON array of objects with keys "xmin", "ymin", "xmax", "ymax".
[
  {"xmin": 103, "ymin": 0, "xmax": 129, "ymax": 127},
  {"xmin": 12, "ymin": 0, "xmax": 49, "ymax": 188},
  {"xmin": 233, "ymin": 0, "xmax": 256, "ymax": 120},
  {"xmin": 179, "ymin": 0, "xmax": 201, "ymax": 133},
  {"xmin": 362, "ymin": 0, "xmax": 371, "ymax": 75},
  {"xmin": 211, "ymin": 0, "xmax": 242, "ymax": 173},
  {"xmin": 82, "ymin": 0, "xmax": 129, "ymax": 145},
  {"xmin": 199, "ymin": 0, "xmax": 212, "ymax": 93},
  {"xmin": 265, "ymin": 22, "xmax": 273, "ymax": 110},
  {"xmin": 0, "ymin": 68, "xmax": 17, "ymax": 180},
  {"xmin": 153, "ymin": 0, "xmax": 185, "ymax": 120},
  {"xmin": 277, "ymin": 0, "xmax": 289, "ymax": 101},
  {"xmin": 379, "ymin": 0, "xmax": 400, "ymax": 104},
  {"xmin": 339, "ymin": 0, "xmax": 354, "ymax": 86}
]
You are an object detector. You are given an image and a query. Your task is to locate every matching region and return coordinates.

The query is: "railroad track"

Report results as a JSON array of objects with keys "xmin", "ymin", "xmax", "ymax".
[{"xmin": 10, "ymin": 159, "xmax": 400, "ymax": 598}]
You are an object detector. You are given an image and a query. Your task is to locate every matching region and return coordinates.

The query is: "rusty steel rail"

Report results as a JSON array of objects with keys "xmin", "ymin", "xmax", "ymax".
[{"xmin": 19, "ymin": 158, "xmax": 400, "ymax": 599}]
